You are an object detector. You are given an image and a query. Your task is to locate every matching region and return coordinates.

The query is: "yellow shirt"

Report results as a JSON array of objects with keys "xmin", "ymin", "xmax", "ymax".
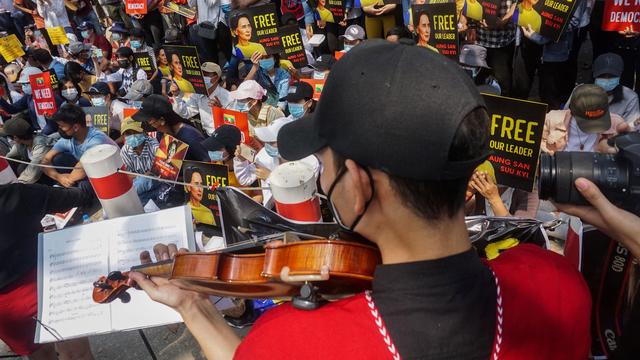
[
  {"xmin": 190, "ymin": 201, "xmax": 215, "ymax": 225},
  {"xmin": 317, "ymin": 7, "xmax": 335, "ymax": 23},
  {"xmin": 159, "ymin": 65, "xmax": 171, "ymax": 77},
  {"xmin": 234, "ymin": 42, "xmax": 267, "ymax": 60},
  {"xmin": 517, "ymin": 5, "xmax": 542, "ymax": 33},
  {"xmin": 360, "ymin": 0, "xmax": 382, "ymax": 7},
  {"xmin": 464, "ymin": 0, "xmax": 483, "ymax": 21},
  {"xmin": 418, "ymin": 42, "xmax": 440, "ymax": 53},
  {"xmin": 174, "ymin": 76, "xmax": 196, "ymax": 94}
]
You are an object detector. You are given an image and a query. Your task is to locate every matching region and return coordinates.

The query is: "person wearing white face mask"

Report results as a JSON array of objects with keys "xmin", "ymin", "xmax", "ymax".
[
  {"xmin": 119, "ymin": 117, "xmax": 163, "ymax": 204},
  {"xmin": 58, "ymin": 78, "xmax": 91, "ymax": 107},
  {"xmin": 286, "ymin": 81, "xmax": 315, "ymax": 119},
  {"xmin": 233, "ymin": 117, "xmax": 319, "ymax": 207},
  {"xmin": 245, "ymin": 53, "xmax": 291, "ymax": 111},
  {"xmin": 226, "ymin": 80, "xmax": 284, "ymax": 136},
  {"xmin": 309, "ymin": 54, "xmax": 336, "ymax": 80},
  {"xmin": 171, "ymin": 62, "xmax": 232, "ymax": 136}
]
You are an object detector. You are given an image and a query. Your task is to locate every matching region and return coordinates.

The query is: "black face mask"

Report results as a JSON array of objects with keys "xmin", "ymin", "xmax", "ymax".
[
  {"xmin": 326, "ymin": 166, "xmax": 375, "ymax": 233},
  {"xmin": 58, "ymin": 128, "xmax": 74, "ymax": 139},
  {"xmin": 118, "ymin": 59, "xmax": 131, "ymax": 69}
]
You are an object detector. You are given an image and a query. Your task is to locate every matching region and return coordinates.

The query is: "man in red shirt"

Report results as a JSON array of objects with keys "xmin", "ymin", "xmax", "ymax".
[
  {"xmin": 79, "ymin": 21, "xmax": 111, "ymax": 60},
  {"xmin": 130, "ymin": 40, "xmax": 591, "ymax": 359}
]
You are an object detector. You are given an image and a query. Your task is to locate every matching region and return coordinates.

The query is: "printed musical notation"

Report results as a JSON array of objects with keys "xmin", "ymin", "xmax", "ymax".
[{"xmin": 36, "ymin": 206, "xmax": 196, "ymax": 343}]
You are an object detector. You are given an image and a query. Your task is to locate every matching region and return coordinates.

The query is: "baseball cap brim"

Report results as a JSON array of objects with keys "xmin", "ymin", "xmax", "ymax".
[
  {"xmin": 131, "ymin": 108, "xmax": 154, "ymax": 123},
  {"xmin": 574, "ymin": 112, "xmax": 611, "ymax": 134},
  {"xmin": 593, "ymin": 66, "xmax": 619, "ymax": 78},
  {"xmin": 277, "ymin": 114, "xmax": 327, "ymax": 161},
  {"xmin": 339, "ymin": 34, "xmax": 357, "ymax": 41}
]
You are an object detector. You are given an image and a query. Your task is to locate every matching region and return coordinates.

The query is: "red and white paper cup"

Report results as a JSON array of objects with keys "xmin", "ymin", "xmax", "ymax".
[
  {"xmin": 269, "ymin": 161, "xmax": 321, "ymax": 223},
  {"xmin": 0, "ymin": 157, "xmax": 16, "ymax": 184},
  {"xmin": 80, "ymin": 144, "xmax": 143, "ymax": 218}
]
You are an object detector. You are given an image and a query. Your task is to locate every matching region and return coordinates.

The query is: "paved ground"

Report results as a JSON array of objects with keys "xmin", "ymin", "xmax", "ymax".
[{"xmin": 87, "ymin": 324, "xmax": 250, "ymax": 360}]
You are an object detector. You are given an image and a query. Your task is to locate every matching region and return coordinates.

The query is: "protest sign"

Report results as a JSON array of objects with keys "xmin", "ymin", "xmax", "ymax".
[
  {"xmin": 49, "ymin": 72, "xmax": 60, "ymax": 90},
  {"xmin": 482, "ymin": 93, "xmax": 547, "ymax": 191},
  {"xmin": 326, "ymin": 0, "xmax": 345, "ymax": 18},
  {"xmin": 301, "ymin": 79, "xmax": 325, "ymax": 101},
  {"xmin": 134, "ymin": 52, "xmax": 156, "ymax": 78},
  {"xmin": 229, "ymin": 4, "xmax": 283, "ymax": 57},
  {"xmin": 125, "ymin": 0, "xmax": 148, "ymax": 15},
  {"xmin": 279, "ymin": 25, "xmax": 308, "ymax": 69},
  {"xmin": 513, "ymin": 0, "xmax": 579, "ymax": 42},
  {"xmin": 83, "ymin": 106, "xmax": 110, "ymax": 134},
  {"xmin": 212, "ymin": 107, "xmax": 251, "ymax": 144},
  {"xmin": 163, "ymin": 45, "xmax": 207, "ymax": 95},
  {"xmin": 602, "ymin": 0, "xmax": 640, "ymax": 32},
  {"xmin": 47, "ymin": 27, "xmax": 69, "ymax": 45},
  {"xmin": 163, "ymin": 2, "xmax": 196, "ymax": 19},
  {"xmin": 183, "ymin": 161, "xmax": 230, "ymax": 225},
  {"xmin": 463, "ymin": 0, "xmax": 500, "ymax": 28},
  {"xmin": 151, "ymin": 134, "xmax": 189, "ymax": 181},
  {"xmin": 29, "ymin": 71, "xmax": 57, "ymax": 117},
  {"xmin": 0, "ymin": 35, "xmax": 25, "ymax": 63},
  {"xmin": 412, "ymin": 3, "xmax": 459, "ymax": 59}
]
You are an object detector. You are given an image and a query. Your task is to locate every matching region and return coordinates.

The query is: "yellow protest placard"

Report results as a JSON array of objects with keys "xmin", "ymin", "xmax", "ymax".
[
  {"xmin": 47, "ymin": 27, "xmax": 69, "ymax": 45},
  {"xmin": 0, "ymin": 35, "xmax": 25, "ymax": 63}
]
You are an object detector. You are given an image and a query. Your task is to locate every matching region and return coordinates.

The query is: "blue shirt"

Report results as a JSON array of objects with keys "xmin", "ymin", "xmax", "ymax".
[
  {"xmin": 52, "ymin": 127, "xmax": 117, "ymax": 161},
  {"xmin": 48, "ymin": 59, "xmax": 66, "ymax": 80}
]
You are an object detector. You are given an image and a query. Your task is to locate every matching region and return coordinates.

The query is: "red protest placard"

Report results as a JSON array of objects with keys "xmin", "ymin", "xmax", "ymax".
[
  {"xmin": 602, "ymin": 0, "xmax": 640, "ymax": 32},
  {"xmin": 29, "ymin": 71, "xmax": 57, "ymax": 117},
  {"xmin": 125, "ymin": 0, "xmax": 148, "ymax": 15},
  {"xmin": 151, "ymin": 134, "xmax": 189, "ymax": 181},
  {"xmin": 300, "ymin": 79, "xmax": 325, "ymax": 101},
  {"xmin": 212, "ymin": 107, "xmax": 250, "ymax": 144}
]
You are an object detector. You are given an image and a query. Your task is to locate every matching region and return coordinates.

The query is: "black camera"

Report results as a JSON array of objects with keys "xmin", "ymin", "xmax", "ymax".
[{"xmin": 539, "ymin": 132, "xmax": 640, "ymax": 215}]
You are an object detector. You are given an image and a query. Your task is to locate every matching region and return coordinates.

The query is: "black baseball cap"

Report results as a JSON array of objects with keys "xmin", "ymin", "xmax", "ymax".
[
  {"xmin": 201, "ymin": 124, "xmax": 241, "ymax": 151},
  {"xmin": 593, "ymin": 53, "xmax": 624, "ymax": 78},
  {"xmin": 85, "ymin": 82, "xmax": 111, "ymax": 95},
  {"xmin": 132, "ymin": 94, "xmax": 180, "ymax": 123},
  {"xmin": 310, "ymin": 54, "xmax": 336, "ymax": 72},
  {"xmin": 569, "ymin": 84, "xmax": 611, "ymax": 133},
  {"xmin": 278, "ymin": 40, "xmax": 487, "ymax": 180},
  {"xmin": 286, "ymin": 81, "xmax": 314, "ymax": 102}
]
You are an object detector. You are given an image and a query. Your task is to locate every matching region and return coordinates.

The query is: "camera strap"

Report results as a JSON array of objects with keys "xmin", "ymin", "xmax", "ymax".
[{"xmin": 585, "ymin": 230, "xmax": 632, "ymax": 358}]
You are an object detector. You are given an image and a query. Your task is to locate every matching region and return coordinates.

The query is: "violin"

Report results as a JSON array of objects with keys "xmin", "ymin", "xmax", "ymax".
[{"xmin": 93, "ymin": 234, "xmax": 381, "ymax": 309}]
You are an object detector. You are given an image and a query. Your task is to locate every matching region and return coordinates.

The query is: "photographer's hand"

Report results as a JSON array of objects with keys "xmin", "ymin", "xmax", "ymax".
[{"xmin": 556, "ymin": 178, "xmax": 640, "ymax": 259}]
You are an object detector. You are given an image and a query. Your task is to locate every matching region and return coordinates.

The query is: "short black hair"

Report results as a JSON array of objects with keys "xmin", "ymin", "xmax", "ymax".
[
  {"xmin": 51, "ymin": 103, "xmax": 87, "ymax": 127},
  {"xmin": 184, "ymin": 166, "xmax": 203, "ymax": 184},
  {"xmin": 31, "ymin": 48, "xmax": 53, "ymax": 65},
  {"xmin": 58, "ymin": 77, "xmax": 82, "ymax": 98},
  {"xmin": 230, "ymin": 12, "xmax": 251, "ymax": 31},
  {"xmin": 116, "ymin": 47, "xmax": 134, "ymax": 59},
  {"xmin": 386, "ymin": 26, "xmax": 411, "ymax": 39},
  {"xmin": 64, "ymin": 61, "xmax": 89, "ymax": 84},
  {"xmin": 335, "ymin": 107, "xmax": 490, "ymax": 220}
]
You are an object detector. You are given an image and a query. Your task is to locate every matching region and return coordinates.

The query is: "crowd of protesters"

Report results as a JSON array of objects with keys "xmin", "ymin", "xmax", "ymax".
[{"xmin": 0, "ymin": 0, "xmax": 639, "ymax": 358}]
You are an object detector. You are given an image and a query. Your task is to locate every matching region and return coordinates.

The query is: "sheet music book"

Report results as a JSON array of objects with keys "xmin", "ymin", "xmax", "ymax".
[{"xmin": 36, "ymin": 206, "xmax": 196, "ymax": 343}]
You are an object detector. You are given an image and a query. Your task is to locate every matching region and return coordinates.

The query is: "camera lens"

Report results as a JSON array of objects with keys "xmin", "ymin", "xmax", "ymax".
[{"xmin": 539, "ymin": 152, "xmax": 630, "ymax": 205}]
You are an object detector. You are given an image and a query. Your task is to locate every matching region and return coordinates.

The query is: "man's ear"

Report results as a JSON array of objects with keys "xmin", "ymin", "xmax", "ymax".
[{"xmin": 344, "ymin": 159, "xmax": 372, "ymax": 216}]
